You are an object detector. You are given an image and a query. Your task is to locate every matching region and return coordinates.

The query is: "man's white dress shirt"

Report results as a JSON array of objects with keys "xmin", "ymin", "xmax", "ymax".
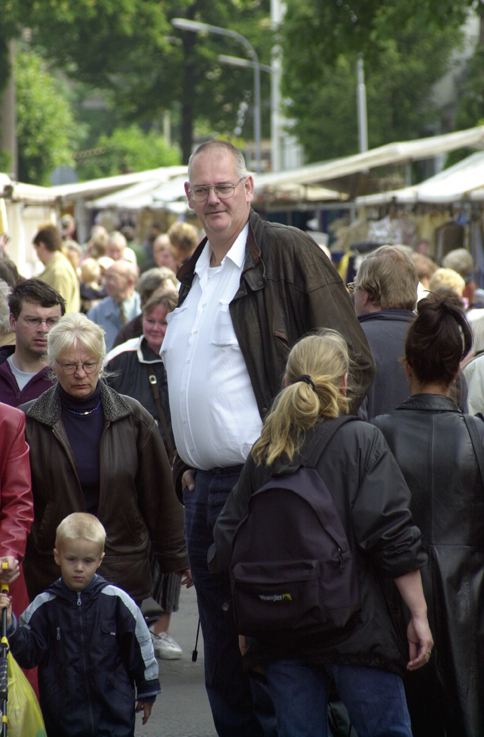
[{"xmin": 161, "ymin": 223, "xmax": 263, "ymax": 470}]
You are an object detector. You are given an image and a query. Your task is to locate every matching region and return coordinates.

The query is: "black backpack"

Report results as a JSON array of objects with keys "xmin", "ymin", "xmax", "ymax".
[{"xmin": 230, "ymin": 416, "xmax": 361, "ymax": 637}]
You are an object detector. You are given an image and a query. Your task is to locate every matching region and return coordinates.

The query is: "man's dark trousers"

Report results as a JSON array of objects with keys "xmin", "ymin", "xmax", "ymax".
[{"xmin": 183, "ymin": 466, "xmax": 275, "ymax": 737}]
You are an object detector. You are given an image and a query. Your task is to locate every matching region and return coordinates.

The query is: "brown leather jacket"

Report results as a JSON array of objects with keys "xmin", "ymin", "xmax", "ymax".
[
  {"xmin": 21, "ymin": 382, "xmax": 188, "ymax": 602},
  {"xmin": 173, "ymin": 209, "xmax": 375, "ymax": 495},
  {"xmin": 177, "ymin": 210, "xmax": 375, "ymax": 418},
  {"xmin": 178, "ymin": 208, "xmax": 375, "ymax": 419}
]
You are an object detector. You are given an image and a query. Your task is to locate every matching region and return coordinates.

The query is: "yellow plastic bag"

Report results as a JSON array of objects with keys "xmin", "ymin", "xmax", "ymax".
[{"xmin": 2, "ymin": 652, "xmax": 46, "ymax": 737}]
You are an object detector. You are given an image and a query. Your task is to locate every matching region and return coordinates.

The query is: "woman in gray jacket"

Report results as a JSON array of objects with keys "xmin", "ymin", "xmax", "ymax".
[{"xmin": 209, "ymin": 330, "xmax": 432, "ymax": 737}]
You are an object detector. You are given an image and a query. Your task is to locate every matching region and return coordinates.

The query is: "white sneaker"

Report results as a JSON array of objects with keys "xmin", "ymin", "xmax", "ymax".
[{"xmin": 149, "ymin": 629, "xmax": 183, "ymax": 660}]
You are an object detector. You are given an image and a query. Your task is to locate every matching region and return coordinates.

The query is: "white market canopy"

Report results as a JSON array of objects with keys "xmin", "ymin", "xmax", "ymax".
[
  {"xmin": 355, "ymin": 150, "xmax": 484, "ymax": 206},
  {"xmin": 1, "ymin": 175, "xmax": 56, "ymax": 205},
  {"xmin": 253, "ymin": 125, "xmax": 484, "ymax": 193},
  {"xmin": 86, "ymin": 174, "xmax": 189, "ymax": 212},
  {"xmin": 48, "ymin": 166, "xmax": 188, "ymax": 202},
  {"xmin": 34, "ymin": 124, "xmax": 484, "ymax": 211}
]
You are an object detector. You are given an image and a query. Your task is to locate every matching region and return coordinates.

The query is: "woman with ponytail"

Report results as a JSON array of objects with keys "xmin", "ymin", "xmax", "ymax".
[
  {"xmin": 373, "ymin": 296, "xmax": 484, "ymax": 737},
  {"xmin": 209, "ymin": 330, "xmax": 432, "ymax": 737}
]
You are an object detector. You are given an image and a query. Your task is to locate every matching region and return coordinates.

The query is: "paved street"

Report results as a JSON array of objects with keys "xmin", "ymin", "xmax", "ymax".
[{"xmin": 136, "ymin": 585, "xmax": 217, "ymax": 737}]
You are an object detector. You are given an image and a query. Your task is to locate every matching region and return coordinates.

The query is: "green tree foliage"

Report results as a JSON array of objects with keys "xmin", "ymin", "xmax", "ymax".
[
  {"xmin": 16, "ymin": 51, "xmax": 78, "ymax": 184},
  {"xmin": 451, "ymin": 10, "xmax": 484, "ymax": 161},
  {"xmin": 281, "ymin": 1, "xmax": 465, "ymax": 162},
  {"xmin": 2, "ymin": 0, "xmax": 271, "ymax": 162},
  {"xmin": 76, "ymin": 124, "xmax": 181, "ymax": 180}
]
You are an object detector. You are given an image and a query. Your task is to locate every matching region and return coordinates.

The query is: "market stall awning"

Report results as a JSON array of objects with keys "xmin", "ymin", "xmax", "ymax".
[
  {"xmin": 48, "ymin": 166, "xmax": 187, "ymax": 201},
  {"xmin": 355, "ymin": 151, "xmax": 484, "ymax": 205},
  {"xmin": 254, "ymin": 126, "xmax": 484, "ymax": 193},
  {"xmin": 87, "ymin": 175, "xmax": 189, "ymax": 211}
]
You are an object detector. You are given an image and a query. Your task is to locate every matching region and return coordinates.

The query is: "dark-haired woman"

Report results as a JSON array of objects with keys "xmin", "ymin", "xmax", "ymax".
[
  {"xmin": 209, "ymin": 330, "xmax": 432, "ymax": 737},
  {"xmin": 373, "ymin": 296, "xmax": 484, "ymax": 737}
]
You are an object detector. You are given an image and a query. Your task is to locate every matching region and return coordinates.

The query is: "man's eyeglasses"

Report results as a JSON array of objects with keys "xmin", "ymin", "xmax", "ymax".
[
  {"xmin": 21, "ymin": 317, "xmax": 60, "ymax": 329},
  {"xmin": 346, "ymin": 282, "xmax": 359, "ymax": 294},
  {"xmin": 188, "ymin": 177, "xmax": 246, "ymax": 202},
  {"xmin": 55, "ymin": 360, "xmax": 100, "ymax": 375}
]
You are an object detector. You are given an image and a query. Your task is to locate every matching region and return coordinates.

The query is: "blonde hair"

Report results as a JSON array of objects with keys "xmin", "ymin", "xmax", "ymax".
[
  {"xmin": 252, "ymin": 330, "xmax": 350, "ymax": 467},
  {"xmin": 48, "ymin": 312, "xmax": 106, "ymax": 365},
  {"xmin": 428, "ymin": 268, "xmax": 465, "ymax": 297},
  {"xmin": 80, "ymin": 257, "xmax": 101, "ymax": 284},
  {"xmin": 55, "ymin": 513, "xmax": 106, "ymax": 553}
]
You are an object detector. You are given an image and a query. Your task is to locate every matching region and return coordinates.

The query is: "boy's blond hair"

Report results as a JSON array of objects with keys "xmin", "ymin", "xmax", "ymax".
[{"xmin": 55, "ymin": 513, "xmax": 106, "ymax": 554}]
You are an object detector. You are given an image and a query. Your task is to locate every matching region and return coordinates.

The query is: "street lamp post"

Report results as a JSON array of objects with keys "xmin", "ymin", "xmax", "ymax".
[
  {"xmin": 356, "ymin": 54, "xmax": 368, "ymax": 154},
  {"xmin": 172, "ymin": 18, "xmax": 262, "ymax": 173}
]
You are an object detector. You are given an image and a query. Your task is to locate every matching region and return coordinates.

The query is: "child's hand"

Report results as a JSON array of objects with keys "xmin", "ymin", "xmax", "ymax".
[
  {"xmin": 0, "ymin": 594, "xmax": 12, "ymax": 627},
  {"xmin": 135, "ymin": 701, "xmax": 153, "ymax": 725}
]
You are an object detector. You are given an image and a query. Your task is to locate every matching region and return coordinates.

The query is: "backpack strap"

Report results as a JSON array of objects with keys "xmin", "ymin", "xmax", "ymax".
[
  {"xmin": 464, "ymin": 413, "xmax": 484, "ymax": 490},
  {"xmin": 301, "ymin": 415, "xmax": 359, "ymax": 469}
]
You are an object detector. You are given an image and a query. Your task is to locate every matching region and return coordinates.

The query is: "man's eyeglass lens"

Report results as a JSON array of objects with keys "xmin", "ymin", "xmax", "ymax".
[
  {"xmin": 189, "ymin": 177, "xmax": 246, "ymax": 201},
  {"xmin": 23, "ymin": 317, "xmax": 60, "ymax": 328}
]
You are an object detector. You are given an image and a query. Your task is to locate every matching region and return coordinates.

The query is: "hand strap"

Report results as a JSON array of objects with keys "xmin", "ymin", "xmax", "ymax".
[{"xmin": 147, "ymin": 365, "xmax": 175, "ymax": 463}]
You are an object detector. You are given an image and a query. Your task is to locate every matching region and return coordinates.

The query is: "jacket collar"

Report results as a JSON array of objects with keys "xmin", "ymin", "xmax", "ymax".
[
  {"xmin": 49, "ymin": 573, "xmax": 108, "ymax": 602},
  {"xmin": 25, "ymin": 380, "xmax": 132, "ymax": 426},
  {"xmin": 358, "ymin": 308, "xmax": 414, "ymax": 323},
  {"xmin": 397, "ymin": 393, "xmax": 461, "ymax": 412}
]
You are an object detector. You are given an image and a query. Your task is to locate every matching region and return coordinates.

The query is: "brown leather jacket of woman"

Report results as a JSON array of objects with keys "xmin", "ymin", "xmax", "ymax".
[{"xmin": 21, "ymin": 382, "xmax": 188, "ymax": 602}]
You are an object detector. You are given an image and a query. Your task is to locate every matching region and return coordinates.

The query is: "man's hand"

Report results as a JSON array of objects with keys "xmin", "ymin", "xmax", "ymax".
[
  {"xmin": 182, "ymin": 470, "xmax": 196, "ymax": 492},
  {"xmin": 0, "ymin": 594, "xmax": 12, "ymax": 627},
  {"xmin": 135, "ymin": 701, "xmax": 153, "ymax": 725},
  {"xmin": 0, "ymin": 557, "xmax": 19, "ymax": 584},
  {"xmin": 177, "ymin": 568, "xmax": 194, "ymax": 588}
]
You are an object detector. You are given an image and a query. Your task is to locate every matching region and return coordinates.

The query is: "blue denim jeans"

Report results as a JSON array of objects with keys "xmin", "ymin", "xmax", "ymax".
[
  {"xmin": 265, "ymin": 660, "xmax": 412, "ymax": 737},
  {"xmin": 184, "ymin": 467, "xmax": 275, "ymax": 737}
]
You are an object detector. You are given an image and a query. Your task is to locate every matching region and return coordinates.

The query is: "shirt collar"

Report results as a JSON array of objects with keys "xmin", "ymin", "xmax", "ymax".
[{"xmin": 195, "ymin": 221, "xmax": 249, "ymax": 278}]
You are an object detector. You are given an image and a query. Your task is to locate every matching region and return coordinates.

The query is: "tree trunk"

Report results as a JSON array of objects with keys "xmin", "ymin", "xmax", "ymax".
[{"xmin": 0, "ymin": 40, "xmax": 17, "ymax": 178}]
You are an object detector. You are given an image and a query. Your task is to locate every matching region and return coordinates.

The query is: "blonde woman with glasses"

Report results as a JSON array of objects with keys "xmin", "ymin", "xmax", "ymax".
[{"xmin": 19, "ymin": 312, "xmax": 190, "ymax": 605}]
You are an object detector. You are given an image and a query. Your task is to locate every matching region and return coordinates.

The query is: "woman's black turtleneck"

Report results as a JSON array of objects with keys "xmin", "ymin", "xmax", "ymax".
[{"xmin": 59, "ymin": 381, "xmax": 104, "ymax": 515}]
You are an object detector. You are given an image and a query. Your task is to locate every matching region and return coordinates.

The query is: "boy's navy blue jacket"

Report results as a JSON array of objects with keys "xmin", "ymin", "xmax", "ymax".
[{"xmin": 8, "ymin": 574, "xmax": 160, "ymax": 737}]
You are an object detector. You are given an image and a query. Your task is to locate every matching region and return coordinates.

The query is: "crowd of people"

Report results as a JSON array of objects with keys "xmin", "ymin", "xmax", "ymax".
[{"xmin": 0, "ymin": 139, "xmax": 483, "ymax": 736}]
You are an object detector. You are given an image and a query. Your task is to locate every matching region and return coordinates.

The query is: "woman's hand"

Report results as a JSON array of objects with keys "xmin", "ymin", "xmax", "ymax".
[
  {"xmin": 178, "ymin": 568, "xmax": 193, "ymax": 588},
  {"xmin": 393, "ymin": 569, "xmax": 433, "ymax": 670},
  {"xmin": 406, "ymin": 614, "xmax": 434, "ymax": 671}
]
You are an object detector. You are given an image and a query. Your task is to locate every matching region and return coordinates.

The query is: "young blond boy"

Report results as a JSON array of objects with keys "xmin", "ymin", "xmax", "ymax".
[{"xmin": 0, "ymin": 513, "xmax": 160, "ymax": 737}]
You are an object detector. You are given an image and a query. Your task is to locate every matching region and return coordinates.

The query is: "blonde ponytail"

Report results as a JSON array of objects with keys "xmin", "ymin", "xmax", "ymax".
[{"xmin": 252, "ymin": 330, "xmax": 350, "ymax": 466}]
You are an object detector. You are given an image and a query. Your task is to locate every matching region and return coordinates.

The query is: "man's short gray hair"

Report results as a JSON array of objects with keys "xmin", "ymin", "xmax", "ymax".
[
  {"xmin": 188, "ymin": 140, "xmax": 248, "ymax": 181},
  {"xmin": 357, "ymin": 245, "xmax": 418, "ymax": 311}
]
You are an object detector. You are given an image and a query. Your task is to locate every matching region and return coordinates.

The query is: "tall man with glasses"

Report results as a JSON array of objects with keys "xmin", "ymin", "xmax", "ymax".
[
  {"xmin": 0, "ymin": 279, "xmax": 65, "ymax": 406},
  {"xmin": 161, "ymin": 140, "xmax": 375, "ymax": 737}
]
